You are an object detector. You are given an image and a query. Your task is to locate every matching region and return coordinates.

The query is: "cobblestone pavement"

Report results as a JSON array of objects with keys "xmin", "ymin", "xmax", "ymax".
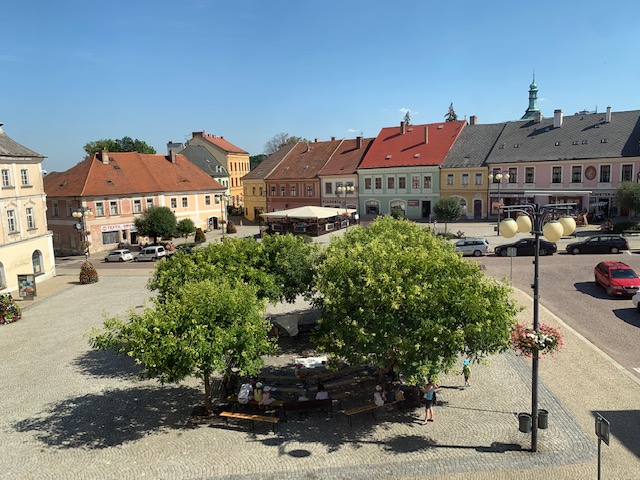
[{"xmin": 1, "ymin": 228, "xmax": 639, "ymax": 479}]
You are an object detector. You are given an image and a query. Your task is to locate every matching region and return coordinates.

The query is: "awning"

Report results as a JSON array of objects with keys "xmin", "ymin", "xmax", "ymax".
[{"xmin": 260, "ymin": 205, "xmax": 357, "ymax": 220}]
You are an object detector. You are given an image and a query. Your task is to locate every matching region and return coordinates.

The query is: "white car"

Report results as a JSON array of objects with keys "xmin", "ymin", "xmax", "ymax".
[
  {"xmin": 454, "ymin": 238, "xmax": 490, "ymax": 257},
  {"xmin": 134, "ymin": 245, "xmax": 167, "ymax": 262},
  {"xmin": 632, "ymin": 291, "xmax": 640, "ymax": 311},
  {"xmin": 104, "ymin": 249, "xmax": 134, "ymax": 262}
]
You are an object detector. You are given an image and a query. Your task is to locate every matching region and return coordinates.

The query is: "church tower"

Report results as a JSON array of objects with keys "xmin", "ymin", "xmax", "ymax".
[{"xmin": 520, "ymin": 74, "xmax": 541, "ymax": 121}]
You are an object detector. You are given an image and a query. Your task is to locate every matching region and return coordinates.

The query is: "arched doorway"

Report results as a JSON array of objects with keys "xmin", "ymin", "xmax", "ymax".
[{"xmin": 365, "ymin": 200, "xmax": 380, "ymax": 216}]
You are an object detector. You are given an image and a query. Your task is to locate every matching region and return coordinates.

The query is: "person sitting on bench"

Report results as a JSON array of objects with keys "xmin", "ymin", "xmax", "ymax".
[{"xmin": 315, "ymin": 384, "xmax": 330, "ymax": 400}]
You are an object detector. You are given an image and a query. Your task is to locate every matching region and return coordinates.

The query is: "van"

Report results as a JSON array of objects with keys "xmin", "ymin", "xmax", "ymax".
[{"xmin": 134, "ymin": 245, "xmax": 166, "ymax": 262}]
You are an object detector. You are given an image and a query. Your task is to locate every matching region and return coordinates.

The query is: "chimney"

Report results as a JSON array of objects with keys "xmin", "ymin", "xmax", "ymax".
[
  {"xmin": 605, "ymin": 106, "xmax": 612, "ymax": 123},
  {"xmin": 100, "ymin": 149, "xmax": 109, "ymax": 164},
  {"xmin": 534, "ymin": 111, "xmax": 542, "ymax": 123},
  {"xmin": 167, "ymin": 141, "xmax": 184, "ymax": 155},
  {"xmin": 170, "ymin": 150, "xmax": 176, "ymax": 163},
  {"xmin": 424, "ymin": 126, "xmax": 429, "ymax": 144},
  {"xmin": 553, "ymin": 109, "xmax": 563, "ymax": 128},
  {"xmin": 400, "ymin": 121, "xmax": 406, "ymax": 134},
  {"xmin": 314, "ymin": 138, "xmax": 318, "ymax": 143},
  {"xmin": 469, "ymin": 115, "xmax": 478, "ymax": 126},
  {"xmin": 192, "ymin": 131, "xmax": 205, "ymax": 138},
  {"xmin": 356, "ymin": 136, "xmax": 363, "ymax": 149},
  {"xmin": 331, "ymin": 136, "xmax": 336, "ymax": 141}
]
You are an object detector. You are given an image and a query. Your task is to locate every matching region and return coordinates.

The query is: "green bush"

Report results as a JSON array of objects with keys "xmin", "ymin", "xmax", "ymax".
[
  {"xmin": 226, "ymin": 221, "xmax": 237, "ymax": 234},
  {"xmin": 612, "ymin": 221, "xmax": 639, "ymax": 234},
  {"xmin": 79, "ymin": 261, "xmax": 99, "ymax": 284},
  {"xmin": 194, "ymin": 228, "xmax": 206, "ymax": 244},
  {"xmin": 0, "ymin": 294, "xmax": 21, "ymax": 325}
]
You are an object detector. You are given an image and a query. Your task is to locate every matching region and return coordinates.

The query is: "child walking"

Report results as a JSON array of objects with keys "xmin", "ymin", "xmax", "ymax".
[{"xmin": 462, "ymin": 360, "xmax": 471, "ymax": 387}]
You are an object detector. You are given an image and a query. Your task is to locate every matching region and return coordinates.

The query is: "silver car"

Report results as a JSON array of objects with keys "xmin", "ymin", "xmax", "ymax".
[
  {"xmin": 454, "ymin": 238, "xmax": 490, "ymax": 257},
  {"xmin": 104, "ymin": 249, "xmax": 134, "ymax": 262}
]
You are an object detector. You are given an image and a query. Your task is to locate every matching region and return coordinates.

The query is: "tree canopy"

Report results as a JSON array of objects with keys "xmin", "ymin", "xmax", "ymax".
[
  {"xmin": 444, "ymin": 103, "xmax": 458, "ymax": 122},
  {"xmin": 83, "ymin": 136, "xmax": 156, "ymax": 157},
  {"xmin": 615, "ymin": 181, "xmax": 640, "ymax": 216},
  {"xmin": 263, "ymin": 133, "xmax": 307, "ymax": 156},
  {"xmin": 403, "ymin": 110, "xmax": 412, "ymax": 126},
  {"xmin": 433, "ymin": 196, "xmax": 463, "ymax": 232},
  {"xmin": 176, "ymin": 218, "xmax": 196, "ymax": 238},
  {"xmin": 134, "ymin": 206, "xmax": 177, "ymax": 243},
  {"xmin": 312, "ymin": 216, "xmax": 517, "ymax": 385},
  {"xmin": 90, "ymin": 279, "xmax": 275, "ymax": 412},
  {"xmin": 250, "ymin": 154, "xmax": 267, "ymax": 170}
]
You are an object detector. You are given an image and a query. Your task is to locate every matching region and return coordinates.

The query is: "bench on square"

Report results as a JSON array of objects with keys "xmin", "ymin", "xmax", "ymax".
[
  {"xmin": 282, "ymin": 398, "xmax": 332, "ymax": 419},
  {"xmin": 219, "ymin": 411, "xmax": 280, "ymax": 432},
  {"xmin": 344, "ymin": 400, "xmax": 404, "ymax": 427},
  {"xmin": 226, "ymin": 395, "xmax": 284, "ymax": 412},
  {"xmin": 309, "ymin": 366, "xmax": 365, "ymax": 383}
]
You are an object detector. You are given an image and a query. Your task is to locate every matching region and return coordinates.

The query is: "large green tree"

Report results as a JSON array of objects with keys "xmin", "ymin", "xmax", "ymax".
[
  {"xmin": 312, "ymin": 216, "xmax": 517, "ymax": 385},
  {"xmin": 263, "ymin": 133, "xmax": 307, "ymax": 156},
  {"xmin": 134, "ymin": 206, "xmax": 177, "ymax": 244},
  {"xmin": 176, "ymin": 218, "xmax": 196, "ymax": 239},
  {"xmin": 90, "ymin": 279, "xmax": 275, "ymax": 412},
  {"xmin": 433, "ymin": 196, "xmax": 463, "ymax": 232},
  {"xmin": 83, "ymin": 136, "xmax": 156, "ymax": 157},
  {"xmin": 250, "ymin": 154, "xmax": 267, "ymax": 170},
  {"xmin": 615, "ymin": 181, "xmax": 640, "ymax": 217}
]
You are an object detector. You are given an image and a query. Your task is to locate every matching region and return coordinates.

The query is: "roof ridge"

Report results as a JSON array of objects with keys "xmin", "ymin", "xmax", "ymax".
[{"xmin": 79, "ymin": 157, "xmax": 96, "ymax": 196}]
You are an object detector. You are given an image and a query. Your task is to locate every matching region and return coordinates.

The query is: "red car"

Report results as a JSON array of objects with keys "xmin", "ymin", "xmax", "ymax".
[{"xmin": 594, "ymin": 261, "xmax": 640, "ymax": 297}]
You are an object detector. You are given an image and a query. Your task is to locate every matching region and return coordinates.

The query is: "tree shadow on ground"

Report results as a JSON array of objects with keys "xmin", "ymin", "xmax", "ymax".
[
  {"xmin": 13, "ymin": 385, "xmax": 200, "ymax": 449},
  {"xmin": 72, "ymin": 349, "xmax": 144, "ymax": 380}
]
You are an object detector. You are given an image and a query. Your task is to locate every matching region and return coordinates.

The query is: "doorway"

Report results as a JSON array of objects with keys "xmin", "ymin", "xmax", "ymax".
[
  {"xmin": 474, "ymin": 199, "xmax": 482, "ymax": 219},
  {"xmin": 421, "ymin": 201, "xmax": 431, "ymax": 219}
]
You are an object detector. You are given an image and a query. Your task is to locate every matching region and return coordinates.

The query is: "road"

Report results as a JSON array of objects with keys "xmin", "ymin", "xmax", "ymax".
[{"xmin": 480, "ymin": 249, "xmax": 640, "ymax": 380}]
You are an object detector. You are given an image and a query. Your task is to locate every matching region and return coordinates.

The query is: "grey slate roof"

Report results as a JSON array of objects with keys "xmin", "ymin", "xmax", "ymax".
[
  {"xmin": 176, "ymin": 144, "xmax": 228, "ymax": 177},
  {"xmin": 443, "ymin": 122, "xmax": 506, "ymax": 168},
  {"xmin": 0, "ymin": 125, "xmax": 44, "ymax": 158},
  {"xmin": 487, "ymin": 109, "xmax": 640, "ymax": 164}
]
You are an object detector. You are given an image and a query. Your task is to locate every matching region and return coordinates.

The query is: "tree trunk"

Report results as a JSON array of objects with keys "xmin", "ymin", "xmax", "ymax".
[{"xmin": 203, "ymin": 372, "xmax": 213, "ymax": 413}]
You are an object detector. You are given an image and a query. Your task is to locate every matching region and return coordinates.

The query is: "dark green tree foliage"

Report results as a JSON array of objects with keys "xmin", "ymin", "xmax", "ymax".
[
  {"xmin": 90, "ymin": 279, "xmax": 276, "ymax": 412},
  {"xmin": 444, "ymin": 102, "xmax": 458, "ymax": 122},
  {"xmin": 83, "ymin": 136, "xmax": 156, "ymax": 157},
  {"xmin": 250, "ymin": 154, "xmax": 267, "ymax": 170},
  {"xmin": 134, "ymin": 206, "xmax": 177, "ymax": 243},
  {"xmin": 433, "ymin": 196, "xmax": 463, "ymax": 232},
  {"xmin": 615, "ymin": 181, "xmax": 640, "ymax": 216},
  {"xmin": 403, "ymin": 110, "xmax": 411, "ymax": 126},
  {"xmin": 176, "ymin": 218, "xmax": 195, "ymax": 238},
  {"xmin": 312, "ymin": 216, "xmax": 517, "ymax": 385}
]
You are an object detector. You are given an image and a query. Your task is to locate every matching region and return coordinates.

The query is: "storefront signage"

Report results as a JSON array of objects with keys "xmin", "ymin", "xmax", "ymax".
[
  {"xmin": 408, "ymin": 200, "xmax": 420, "ymax": 207},
  {"xmin": 100, "ymin": 223, "xmax": 136, "ymax": 232}
]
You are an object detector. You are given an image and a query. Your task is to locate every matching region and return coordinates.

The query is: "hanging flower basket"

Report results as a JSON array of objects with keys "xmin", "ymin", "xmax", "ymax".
[
  {"xmin": 0, "ymin": 294, "xmax": 22, "ymax": 325},
  {"xmin": 510, "ymin": 323, "xmax": 563, "ymax": 357},
  {"xmin": 79, "ymin": 261, "xmax": 99, "ymax": 284}
]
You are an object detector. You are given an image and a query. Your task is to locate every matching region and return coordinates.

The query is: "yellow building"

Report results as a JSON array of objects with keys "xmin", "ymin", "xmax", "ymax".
[
  {"xmin": 0, "ymin": 123, "xmax": 55, "ymax": 294},
  {"xmin": 441, "ymin": 121, "xmax": 507, "ymax": 219},
  {"xmin": 187, "ymin": 131, "xmax": 250, "ymax": 208}
]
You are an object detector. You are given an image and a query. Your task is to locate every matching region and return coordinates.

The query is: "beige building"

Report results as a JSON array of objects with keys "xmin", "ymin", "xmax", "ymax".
[{"xmin": 0, "ymin": 123, "xmax": 55, "ymax": 293}]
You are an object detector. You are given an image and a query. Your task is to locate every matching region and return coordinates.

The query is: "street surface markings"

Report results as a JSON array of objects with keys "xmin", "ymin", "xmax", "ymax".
[{"xmin": 633, "ymin": 367, "xmax": 640, "ymax": 374}]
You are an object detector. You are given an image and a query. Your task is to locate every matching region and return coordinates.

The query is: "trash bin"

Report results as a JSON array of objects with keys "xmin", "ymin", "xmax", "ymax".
[
  {"xmin": 518, "ymin": 412, "xmax": 532, "ymax": 433},
  {"xmin": 538, "ymin": 409, "xmax": 549, "ymax": 429}
]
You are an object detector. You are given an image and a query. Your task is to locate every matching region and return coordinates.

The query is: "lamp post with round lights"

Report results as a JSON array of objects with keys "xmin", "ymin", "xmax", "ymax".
[
  {"xmin": 336, "ymin": 184, "xmax": 355, "ymax": 230},
  {"xmin": 498, "ymin": 203, "xmax": 576, "ymax": 453},
  {"xmin": 488, "ymin": 171, "xmax": 510, "ymax": 234},
  {"xmin": 72, "ymin": 207, "xmax": 93, "ymax": 259}
]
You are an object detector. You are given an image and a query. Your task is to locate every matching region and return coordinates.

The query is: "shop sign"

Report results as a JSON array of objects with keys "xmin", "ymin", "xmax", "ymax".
[
  {"xmin": 100, "ymin": 223, "xmax": 136, "ymax": 232},
  {"xmin": 408, "ymin": 200, "xmax": 420, "ymax": 207}
]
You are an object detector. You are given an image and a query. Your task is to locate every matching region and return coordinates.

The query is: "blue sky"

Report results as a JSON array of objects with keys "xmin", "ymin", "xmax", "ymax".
[{"xmin": 3, "ymin": 0, "xmax": 639, "ymax": 172}]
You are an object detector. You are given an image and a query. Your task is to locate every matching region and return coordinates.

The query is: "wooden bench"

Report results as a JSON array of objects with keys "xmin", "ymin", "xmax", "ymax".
[
  {"xmin": 226, "ymin": 395, "xmax": 284, "ymax": 412},
  {"xmin": 219, "ymin": 411, "xmax": 280, "ymax": 432},
  {"xmin": 344, "ymin": 400, "xmax": 404, "ymax": 427},
  {"xmin": 309, "ymin": 366, "xmax": 365, "ymax": 383},
  {"xmin": 282, "ymin": 398, "xmax": 333, "ymax": 419}
]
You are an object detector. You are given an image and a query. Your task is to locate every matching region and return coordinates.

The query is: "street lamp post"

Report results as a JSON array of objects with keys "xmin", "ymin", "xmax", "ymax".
[
  {"xmin": 72, "ymin": 206, "xmax": 93, "ymax": 259},
  {"xmin": 336, "ymin": 184, "xmax": 355, "ymax": 230},
  {"xmin": 220, "ymin": 194, "xmax": 229, "ymax": 239},
  {"xmin": 488, "ymin": 171, "xmax": 510, "ymax": 234},
  {"xmin": 498, "ymin": 203, "xmax": 576, "ymax": 452}
]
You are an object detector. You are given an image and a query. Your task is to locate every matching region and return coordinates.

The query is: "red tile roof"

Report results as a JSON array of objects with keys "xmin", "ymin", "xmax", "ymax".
[
  {"xmin": 267, "ymin": 140, "xmax": 342, "ymax": 180},
  {"xmin": 192, "ymin": 131, "xmax": 248, "ymax": 154},
  {"xmin": 359, "ymin": 121, "xmax": 466, "ymax": 169},
  {"xmin": 242, "ymin": 143, "xmax": 296, "ymax": 180},
  {"xmin": 318, "ymin": 138, "xmax": 374, "ymax": 176},
  {"xmin": 44, "ymin": 151, "xmax": 225, "ymax": 197}
]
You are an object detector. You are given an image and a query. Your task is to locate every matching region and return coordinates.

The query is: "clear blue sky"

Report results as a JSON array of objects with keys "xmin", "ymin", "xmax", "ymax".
[{"xmin": 3, "ymin": 0, "xmax": 639, "ymax": 173}]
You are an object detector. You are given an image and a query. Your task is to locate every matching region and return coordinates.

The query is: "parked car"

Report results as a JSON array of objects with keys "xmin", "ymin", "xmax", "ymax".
[
  {"xmin": 454, "ymin": 237, "xmax": 490, "ymax": 257},
  {"xmin": 104, "ymin": 249, "xmax": 134, "ymax": 262},
  {"xmin": 566, "ymin": 235, "xmax": 629, "ymax": 255},
  {"xmin": 134, "ymin": 245, "xmax": 167, "ymax": 262},
  {"xmin": 594, "ymin": 261, "xmax": 640, "ymax": 297},
  {"xmin": 494, "ymin": 238, "xmax": 557, "ymax": 257},
  {"xmin": 632, "ymin": 291, "xmax": 640, "ymax": 311}
]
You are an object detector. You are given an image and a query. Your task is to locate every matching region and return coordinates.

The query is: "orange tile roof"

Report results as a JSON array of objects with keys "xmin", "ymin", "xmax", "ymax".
[
  {"xmin": 193, "ymin": 131, "xmax": 248, "ymax": 154},
  {"xmin": 242, "ymin": 143, "xmax": 296, "ymax": 180},
  {"xmin": 44, "ymin": 151, "xmax": 225, "ymax": 197},
  {"xmin": 267, "ymin": 140, "xmax": 342, "ymax": 180},
  {"xmin": 318, "ymin": 138, "xmax": 374, "ymax": 176},
  {"xmin": 359, "ymin": 121, "xmax": 466, "ymax": 169}
]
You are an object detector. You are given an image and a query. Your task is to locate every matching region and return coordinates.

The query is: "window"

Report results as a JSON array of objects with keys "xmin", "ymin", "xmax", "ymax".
[
  {"xmin": 280, "ymin": 186, "xmax": 285, "ymax": 197},
  {"xmin": 133, "ymin": 199, "xmax": 142, "ymax": 213},
  {"xmin": 102, "ymin": 231, "xmax": 119, "ymax": 245},
  {"xmin": 26, "ymin": 207, "xmax": 35, "ymax": 229},
  {"xmin": 146, "ymin": 198, "xmax": 154, "ymax": 209},
  {"xmin": 1, "ymin": 169, "xmax": 10, "ymax": 187},
  {"xmin": 374, "ymin": 177, "xmax": 382, "ymax": 189},
  {"xmin": 66, "ymin": 201, "xmax": 73, "ymax": 217},
  {"xmin": 412, "ymin": 176, "xmax": 420, "ymax": 189},
  {"xmin": 290, "ymin": 186, "xmax": 297, "ymax": 197},
  {"xmin": 53, "ymin": 201, "xmax": 59, "ymax": 217},
  {"xmin": 170, "ymin": 198, "xmax": 177, "ymax": 209},
  {"xmin": 270, "ymin": 186, "xmax": 276, "ymax": 197},
  {"xmin": 7, "ymin": 210, "xmax": 16, "ymax": 232},
  {"xmin": 205, "ymin": 195, "xmax": 211, "ymax": 206},
  {"xmin": 600, "ymin": 165, "xmax": 611, "ymax": 183},
  {"xmin": 622, "ymin": 164, "xmax": 633, "ymax": 182},
  {"xmin": 387, "ymin": 177, "xmax": 395, "ymax": 189},
  {"xmin": 474, "ymin": 173, "xmax": 482, "ymax": 186},
  {"xmin": 508, "ymin": 168, "xmax": 517, "ymax": 183},
  {"xmin": 325, "ymin": 183, "xmax": 332, "ymax": 194},
  {"xmin": 424, "ymin": 176, "xmax": 433, "ymax": 188},
  {"xmin": 259, "ymin": 187, "xmax": 263, "ymax": 196},
  {"xmin": 306, "ymin": 185, "xmax": 313, "ymax": 197},
  {"xmin": 446, "ymin": 174, "xmax": 454, "ymax": 185},
  {"xmin": 21, "ymin": 169, "xmax": 30, "ymax": 186},
  {"xmin": 552, "ymin": 167, "xmax": 562, "ymax": 184},
  {"xmin": 181, "ymin": 197, "xmax": 188, "ymax": 208},
  {"xmin": 0, "ymin": 262, "xmax": 5, "ymax": 289},
  {"xmin": 525, "ymin": 167, "xmax": 534, "ymax": 184},
  {"xmin": 95, "ymin": 202, "xmax": 105, "ymax": 216},
  {"xmin": 252, "ymin": 187, "xmax": 256, "ymax": 195},
  {"xmin": 461, "ymin": 173, "xmax": 469, "ymax": 186},
  {"xmin": 571, "ymin": 166, "xmax": 582, "ymax": 183},
  {"xmin": 109, "ymin": 201, "xmax": 119, "ymax": 215},
  {"xmin": 32, "ymin": 250, "xmax": 43, "ymax": 275},
  {"xmin": 398, "ymin": 177, "xmax": 406, "ymax": 189},
  {"xmin": 364, "ymin": 178, "xmax": 372, "ymax": 190}
]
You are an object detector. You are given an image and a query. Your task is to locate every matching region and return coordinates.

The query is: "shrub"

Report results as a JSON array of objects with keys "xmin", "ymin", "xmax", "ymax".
[
  {"xmin": 0, "ymin": 294, "xmax": 21, "ymax": 325},
  {"xmin": 194, "ymin": 228, "xmax": 206, "ymax": 244},
  {"xmin": 226, "ymin": 221, "xmax": 237, "ymax": 234},
  {"xmin": 612, "ymin": 221, "xmax": 639, "ymax": 234},
  {"xmin": 79, "ymin": 261, "xmax": 99, "ymax": 284}
]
